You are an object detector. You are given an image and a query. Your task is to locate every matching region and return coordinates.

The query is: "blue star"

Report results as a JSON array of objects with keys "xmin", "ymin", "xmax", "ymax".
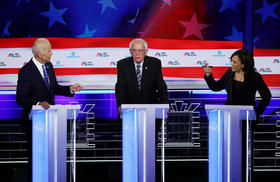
[
  {"xmin": 255, "ymin": 0, "xmax": 279, "ymax": 23},
  {"xmin": 219, "ymin": 0, "xmax": 242, "ymax": 13},
  {"xmin": 77, "ymin": 25, "xmax": 97, "ymax": 37},
  {"xmin": 1, "ymin": 20, "xmax": 12, "ymax": 38},
  {"xmin": 128, "ymin": 8, "xmax": 139, "ymax": 24},
  {"xmin": 16, "ymin": 0, "xmax": 29, "ymax": 6},
  {"xmin": 254, "ymin": 37, "xmax": 260, "ymax": 48},
  {"xmin": 40, "ymin": 2, "xmax": 68, "ymax": 28},
  {"xmin": 224, "ymin": 26, "xmax": 242, "ymax": 40},
  {"xmin": 98, "ymin": 0, "xmax": 117, "ymax": 14}
]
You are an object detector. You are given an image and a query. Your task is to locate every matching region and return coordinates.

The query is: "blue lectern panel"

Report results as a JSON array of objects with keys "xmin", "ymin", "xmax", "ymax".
[
  {"xmin": 123, "ymin": 109, "xmax": 138, "ymax": 182},
  {"xmin": 32, "ymin": 110, "xmax": 49, "ymax": 182},
  {"xmin": 208, "ymin": 110, "xmax": 223, "ymax": 182}
]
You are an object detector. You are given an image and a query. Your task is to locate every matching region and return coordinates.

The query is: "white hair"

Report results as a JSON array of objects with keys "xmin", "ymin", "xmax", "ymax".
[
  {"xmin": 32, "ymin": 38, "xmax": 51, "ymax": 55},
  {"xmin": 129, "ymin": 38, "xmax": 148, "ymax": 50}
]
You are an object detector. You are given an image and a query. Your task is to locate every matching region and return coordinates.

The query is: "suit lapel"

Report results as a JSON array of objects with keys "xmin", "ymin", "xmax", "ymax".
[
  {"xmin": 141, "ymin": 56, "xmax": 149, "ymax": 87},
  {"xmin": 30, "ymin": 59, "xmax": 50, "ymax": 91},
  {"xmin": 128, "ymin": 58, "xmax": 139, "ymax": 90}
]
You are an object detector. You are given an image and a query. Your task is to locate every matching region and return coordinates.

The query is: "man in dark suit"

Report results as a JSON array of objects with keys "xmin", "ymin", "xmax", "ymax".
[
  {"xmin": 16, "ymin": 38, "xmax": 82, "ymax": 119},
  {"xmin": 115, "ymin": 38, "xmax": 169, "ymax": 114},
  {"xmin": 16, "ymin": 38, "xmax": 82, "ymax": 180}
]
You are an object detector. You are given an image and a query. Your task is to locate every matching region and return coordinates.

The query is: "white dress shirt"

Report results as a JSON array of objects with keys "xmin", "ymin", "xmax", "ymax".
[
  {"xmin": 32, "ymin": 57, "xmax": 48, "ymax": 81},
  {"xmin": 134, "ymin": 60, "xmax": 144, "ymax": 76}
]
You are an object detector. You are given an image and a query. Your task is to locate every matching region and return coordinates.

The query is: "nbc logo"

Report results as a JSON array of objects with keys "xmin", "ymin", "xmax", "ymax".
[
  {"xmin": 259, "ymin": 68, "xmax": 272, "ymax": 73},
  {"xmin": 155, "ymin": 52, "xmax": 167, "ymax": 57},
  {"xmin": 0, "ymin": 62, "xmax": 6, "ymax": 66},
  {"xmin": 196, "ymin": 60, "xmax": 207, "ymax": 66},
  {"xmin": 8, "ymin": 53, "xmax": 21, "ymax": 58},
  {"xmin": 168, "ymin": 61, "xmax": 180, "ymax": 65},
  {"xmin": 273, "ymin": 59, "xmax": 280, "ymax": 63},
  {"xmin": 184, "ymin": 51, "xmax": 196, "ymax": 56},
  {"xmin": 81, "ymin": 61, "xmax": 94, "ymax": 66},
  {"xmin": 110, "ymin": 61, "xmax": 116, "ymax": 66},
  {"xmin": 96, "ymin": 53, "xmax": 109, "ymax": 57}
]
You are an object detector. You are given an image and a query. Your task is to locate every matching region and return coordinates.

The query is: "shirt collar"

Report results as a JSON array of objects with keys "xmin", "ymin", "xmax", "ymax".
[
  {"xmin": 32, "ymin": 56, "xmax": 44, "ymax": 67},
  {"xmin": 133, "ymin": 59, "xmax": 144, "ymax": 67}
]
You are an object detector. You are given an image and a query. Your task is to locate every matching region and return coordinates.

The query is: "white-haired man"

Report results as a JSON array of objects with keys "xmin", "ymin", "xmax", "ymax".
[
  {"xmin": 115, "ymin": 38, "xmax": 169, "ymax": 114},
  {"xmin": 16, "ymin": 38, "xmax": 82, "ymax": 180}
]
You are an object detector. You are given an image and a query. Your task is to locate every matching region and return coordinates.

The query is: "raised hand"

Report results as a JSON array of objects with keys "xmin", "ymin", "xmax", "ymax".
[{"xmin": 203, "ymin": 64, "xmax": 212, "ymax": 77}]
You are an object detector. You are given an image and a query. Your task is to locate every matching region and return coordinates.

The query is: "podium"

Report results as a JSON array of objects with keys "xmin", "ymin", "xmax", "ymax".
[
  {"xmin": 31, "ymin": 105, "xmax": 80, "ymax": 182},
  {"xmin": 205, "ymin": 105, "xmax": 256, "ymax": 182},
  {"xmin": 122, "ymin": 104, "xmax": 169, "ymax": 182}
]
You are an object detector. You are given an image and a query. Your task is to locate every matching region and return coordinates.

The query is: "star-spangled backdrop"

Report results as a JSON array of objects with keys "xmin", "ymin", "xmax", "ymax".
[
  {"xmin": 0, "ymin": 0, "xmax": 279, "ymax": 91},
  {"xmin": 0, "ymin": 0, "xmax": 279, "ymax": 48}
]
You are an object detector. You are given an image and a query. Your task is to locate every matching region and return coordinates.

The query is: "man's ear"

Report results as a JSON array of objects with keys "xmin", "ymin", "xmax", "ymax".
[{"xmin": 37, "ymin": 50, "xmax": 42, "ymax": 59}]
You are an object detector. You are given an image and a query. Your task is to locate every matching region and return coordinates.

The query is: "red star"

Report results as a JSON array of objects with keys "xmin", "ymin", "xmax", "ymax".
[{"xmin": 179, "ymin": 13, "xmax": 209, "ymax": 39}]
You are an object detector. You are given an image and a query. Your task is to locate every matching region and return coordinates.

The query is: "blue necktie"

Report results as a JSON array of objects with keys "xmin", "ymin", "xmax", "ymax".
[
  {"xmin": 42, "ymin": 64, "xmax": 50, "ymax": 90},
  {"xmin": 136, "ymin": 64, "xmax": 141, "ymax": 90}
]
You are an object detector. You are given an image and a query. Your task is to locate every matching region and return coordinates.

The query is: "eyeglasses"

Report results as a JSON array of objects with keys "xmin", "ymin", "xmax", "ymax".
[{"xmin": 130, "ymin": 49, "xmax": 146, "ymax": 53}]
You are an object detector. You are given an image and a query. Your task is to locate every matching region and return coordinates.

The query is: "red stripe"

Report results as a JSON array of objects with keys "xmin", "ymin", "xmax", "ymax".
[
  {"xmin": 0, "ymin": 68, "xmax": 117, "ymax": 75},
  {"xmin": 0, "ymin": 68, "xmax": 20, "ymax": 74},
  {"xmin": 0, "ymin": 38, "xmax": 242, "ymax": 49},
  {"xmin": 162, "ymin": 67, "xmax": 280, "ymax": 87},
  {"xmin": 262, "ymin": 75, "xmax": 280, "ymax": 87},
  {"xmin": 1, "ymin": 38, "xmax": 279, "ymax": 55},
  {"xmin": 1, "ymin": 67, "xmax": 279, "ymax": 87},
  {"xmin": 162, "ymin": 67, "xmax": 228, "ymax": 78},
  {"xmin": 254, "ymin": 49, "xmax": 280, "ymax": 56},
  {"xmin": 54, "ymin": 68, "xmax": 117, "ymax": 75},
  {"xmin": 0, "ymin": 67, "xmax": 279, "ymax": 87}
]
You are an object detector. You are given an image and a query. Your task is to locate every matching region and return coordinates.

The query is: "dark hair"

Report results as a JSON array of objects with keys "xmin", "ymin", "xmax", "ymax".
[{"xmin": 231, "ymin": 49, "xmax": 255, "ymax": 74}]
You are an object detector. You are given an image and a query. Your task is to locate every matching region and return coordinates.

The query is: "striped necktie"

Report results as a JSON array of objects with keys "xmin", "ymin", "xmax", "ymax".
[
  {"xmin": 42, "ymin": 64, "xmax": 50, "ymax": 90},
  {"xmin": 136, "ymin": 64, "xmax": 141, "ymax": 90}
]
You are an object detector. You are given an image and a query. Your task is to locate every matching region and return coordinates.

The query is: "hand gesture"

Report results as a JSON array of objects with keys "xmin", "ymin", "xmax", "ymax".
[
  {"xmin": 70, "ymin": 83, "xmax": 83, "ymax": 92},
  {"xmin": 203, "ymin": 64, "xmax": 212, "ymax": 77}
]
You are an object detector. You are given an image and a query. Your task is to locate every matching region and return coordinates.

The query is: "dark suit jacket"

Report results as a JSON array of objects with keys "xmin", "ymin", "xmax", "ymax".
[
  {"xmin": 16, "ymin": 58, "xmax": 73, "ymax": 121},
  {"xmin": 204, "ymin": 68, "xmax": 271, "ymax": 116},
  {"xmin": 115, "ymin": 56, "xmax": 169, "ymax": 107}
]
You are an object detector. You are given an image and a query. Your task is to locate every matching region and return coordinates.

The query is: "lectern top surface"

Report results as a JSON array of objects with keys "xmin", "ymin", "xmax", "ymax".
[
  {"xmin": 205, "ymin": 104, "xmax": 254, "ymax": 111},
  {"xmin": 122, "ymin": 104, "xmax": 169, "ymax": 109},
  {"xmin": 32, "ymin": 105, "xmax": 81, "ymax": 110}
]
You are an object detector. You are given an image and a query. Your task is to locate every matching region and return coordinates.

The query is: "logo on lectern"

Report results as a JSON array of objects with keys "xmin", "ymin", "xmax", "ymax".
[{"xmin": 34, "ymin": 121, "xmax": 46, "ymax": 132}]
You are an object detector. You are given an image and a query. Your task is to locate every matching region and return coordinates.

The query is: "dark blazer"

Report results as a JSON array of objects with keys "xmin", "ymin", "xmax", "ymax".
[
  {"xmin": 16, "ymin": 58, "xmax": 73, "ymax": 121},
  {"xmin": 115, "ymin": 56, "xmax": 169, "ymax": 107},
  {"xmin": 204, "ymin": 68, "xmax": 271, "ymax": 116}
]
